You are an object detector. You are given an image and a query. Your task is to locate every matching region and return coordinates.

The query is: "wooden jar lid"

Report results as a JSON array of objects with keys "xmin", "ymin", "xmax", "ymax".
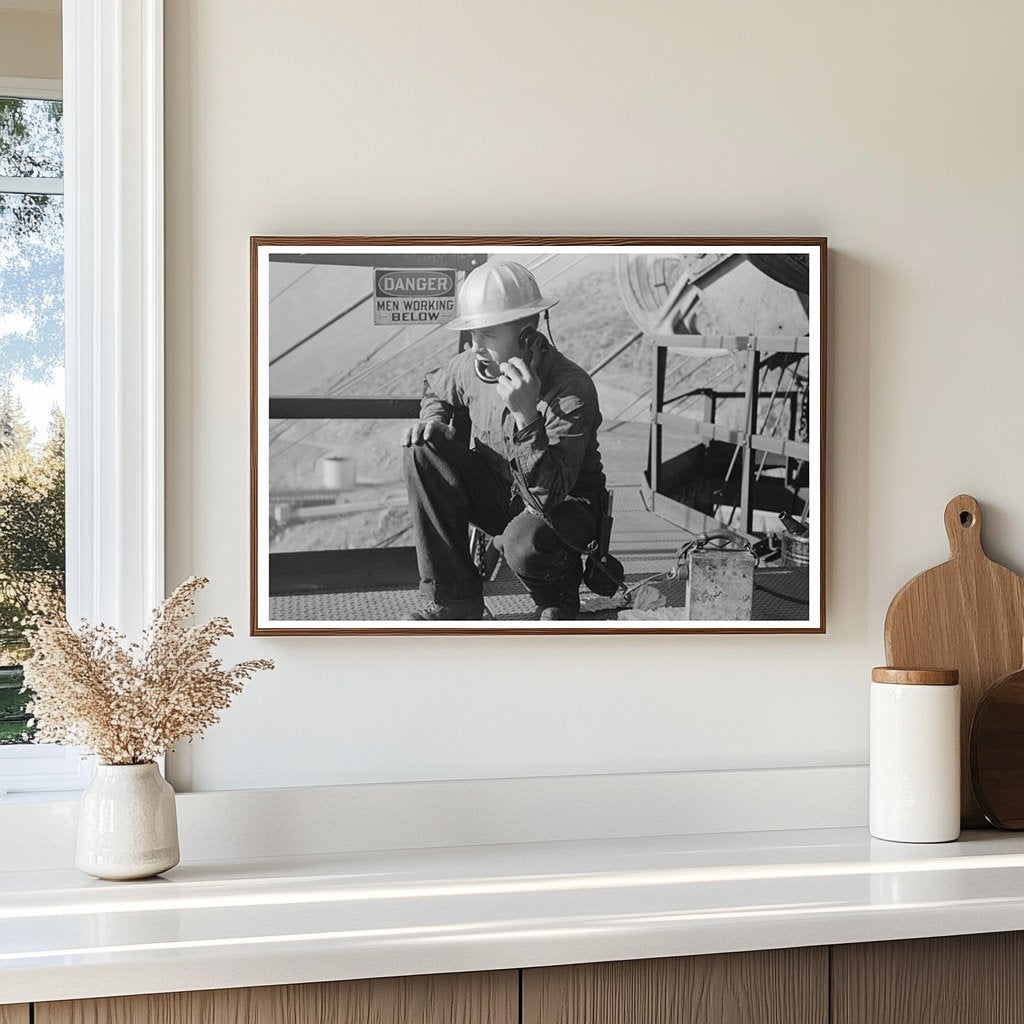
[{"xmin": 871, "ymin": 667, "xmax": 960, "ymax": 686}]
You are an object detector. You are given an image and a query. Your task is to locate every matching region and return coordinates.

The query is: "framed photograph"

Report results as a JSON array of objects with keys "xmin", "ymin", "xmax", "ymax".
[{"xmin": 250, "ymin": 237, "xmax": 826, "ymax": 634}]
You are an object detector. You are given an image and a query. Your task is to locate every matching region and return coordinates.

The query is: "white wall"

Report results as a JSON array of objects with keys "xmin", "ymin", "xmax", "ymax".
[{"xmin": 163, "ymin": 0, "xmax": 1024, "ymax": 792}]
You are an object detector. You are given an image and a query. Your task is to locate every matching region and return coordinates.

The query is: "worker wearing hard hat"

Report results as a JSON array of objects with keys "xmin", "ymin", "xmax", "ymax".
[{"xmin": 401, "ymin": 259, "xmax": 606, "ymax": 620}]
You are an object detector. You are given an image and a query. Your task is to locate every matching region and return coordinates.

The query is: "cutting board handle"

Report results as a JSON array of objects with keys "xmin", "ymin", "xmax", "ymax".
[{"xmin": 944, "ymin": 494, "xmax": 983, "ymax": 559}]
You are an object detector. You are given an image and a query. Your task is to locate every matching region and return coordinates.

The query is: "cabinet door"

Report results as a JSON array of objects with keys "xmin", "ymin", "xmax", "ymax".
[
  {"xmin": 0, "ymin": 1007, "xmax": 29, "ymax": 1024},
  {"xmin": 35, "ymin": 971, "xmax": 518, "ymax": 1024},
  {"xmin": 523, "ymin": 948, "xmax": 828, "ymax": 1024},
  {"xmin": 832, "ymin": 932, "xmax": 1024, "ymax": 1024}
]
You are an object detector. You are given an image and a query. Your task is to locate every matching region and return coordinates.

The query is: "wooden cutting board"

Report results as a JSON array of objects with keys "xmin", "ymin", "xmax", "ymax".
[{"xmin": 884, "ymin": 494, "xmax": 1024, "ymax": 827}]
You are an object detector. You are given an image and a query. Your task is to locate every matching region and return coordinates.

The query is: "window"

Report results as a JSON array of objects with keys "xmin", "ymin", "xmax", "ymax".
[
  {"xmin": 0, "ymin": 6, "xmax": 167, "ymax": 799},
  {"xmin": 0, "ymin": 80, "xmax": 85, "ymax": 796}
]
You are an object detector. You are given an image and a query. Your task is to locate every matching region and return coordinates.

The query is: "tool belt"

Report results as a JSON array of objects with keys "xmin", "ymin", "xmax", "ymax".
[{"xmin": 579, "ymin": 487, "xmax": 625, "ymax": 597}]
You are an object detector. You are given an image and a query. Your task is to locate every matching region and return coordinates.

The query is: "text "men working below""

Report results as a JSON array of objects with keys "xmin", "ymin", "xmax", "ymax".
[{"xmin": 373, "ymin": 268, "xmax": 457, "ymax": 326}]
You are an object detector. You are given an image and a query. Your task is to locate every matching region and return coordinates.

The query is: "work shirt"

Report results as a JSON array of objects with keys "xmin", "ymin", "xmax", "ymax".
[{"xmin": 419, "ymin": 345, "xmax": 606, "ymax": 513}]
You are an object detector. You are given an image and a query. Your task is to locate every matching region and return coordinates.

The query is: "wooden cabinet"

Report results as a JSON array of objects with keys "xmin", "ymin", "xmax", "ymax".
[
  {"xmin": 832, "ymin": 932, "xmax": 1024, "ymax": 1024},
  {"xmin": 34, "ymin": 972, "xmax": 517, "ymax": 1024},
  {"xmin": 522, "ymin": 948, "xmax": 828, "ymax": 1024},
  {"xmin": 14, "ymin": 932, "xmax": 1024, "ymax": 1024}
]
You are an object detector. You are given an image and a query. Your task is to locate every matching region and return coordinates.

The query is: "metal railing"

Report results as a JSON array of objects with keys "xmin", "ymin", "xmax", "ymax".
[{"xmin": 648, "ymin": 334, "xmax": 809, "ymax": 537}]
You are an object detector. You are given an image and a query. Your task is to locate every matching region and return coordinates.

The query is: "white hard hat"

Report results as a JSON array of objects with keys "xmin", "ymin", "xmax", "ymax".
[{"xmin": 445, "ymin": 259, "xmax": 558, "ymax": 332}]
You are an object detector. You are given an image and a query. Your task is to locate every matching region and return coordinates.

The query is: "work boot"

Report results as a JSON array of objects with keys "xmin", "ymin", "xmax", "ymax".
[
  {"xmin": 521, "ymin": 557, "xmax": 583, "ymax": 621},
  {"xmin": 410, "ymin": 596, "xmax": 486, "ymax": 621},
  {"xmin": 537, "ymin": 604, "xmax": 577, "ymax": 621},
  {"xmin": 535, "ymin": 587, "xmax": 581, "ymax": 621}
]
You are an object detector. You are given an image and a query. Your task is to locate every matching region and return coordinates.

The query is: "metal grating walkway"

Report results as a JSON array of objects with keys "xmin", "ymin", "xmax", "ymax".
[
  {"xmin": 269, "ymin": 419, "xmax": 810, "ymax": 623},
  {"xmin": 270, "ymin": 562, "xmax": 807, "ymax": 622}
]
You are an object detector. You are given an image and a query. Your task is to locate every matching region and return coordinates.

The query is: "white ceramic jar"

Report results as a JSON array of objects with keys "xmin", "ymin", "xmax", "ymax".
[
  {"xmin": 870, "ymin": 667, "xmax": 961, "ymax": 843},
  {"xmin": 76, "ymin": 762, "xmax": 181, "ymax": 880}
]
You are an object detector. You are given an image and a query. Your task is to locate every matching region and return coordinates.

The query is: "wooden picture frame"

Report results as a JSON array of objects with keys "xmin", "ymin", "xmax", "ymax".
[{"xmin": 251, "ymin": 237, "xmax": 826, "ymax": 635}]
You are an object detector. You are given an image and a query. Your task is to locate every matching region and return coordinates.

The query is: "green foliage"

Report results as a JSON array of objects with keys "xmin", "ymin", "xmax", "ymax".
[
  {"xmin": 0, "ymin": 391, "xmax": 65, "ymax": 743},
  {"xmin": 0, "ymin": 665, "xmax": 31, "ymax": 743},
  {"xmin": 0, "ymin": 97, "xmax": 65, "ymax": 742},
  {"xmin": 0, "ymin": 96, "xmax": 62, "ymax": 244},
  {"xmin": 544, "ymin": 264, "xmax": 646, "ymax": 382},
  {"xmin": 0, "ymin": 388, "xmax": 65, "ymax": 724},
  {"xmin": 0, "ymin": 97, "xmax": 62, "ymax": 179}
]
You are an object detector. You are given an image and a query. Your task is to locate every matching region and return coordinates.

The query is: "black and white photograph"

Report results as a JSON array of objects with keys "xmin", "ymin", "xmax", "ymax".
[{"xmin": 251, "ymin": 238, "xmax": 825, "ymax": 634}]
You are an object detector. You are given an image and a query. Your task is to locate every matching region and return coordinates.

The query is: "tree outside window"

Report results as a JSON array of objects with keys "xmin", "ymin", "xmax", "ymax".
[{"xmin": 0, "ymin": 94, "xmax": 65, "ymax": 744}]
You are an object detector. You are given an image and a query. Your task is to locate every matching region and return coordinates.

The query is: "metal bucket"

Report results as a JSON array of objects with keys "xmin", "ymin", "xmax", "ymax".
[
  {"xmin": 781, "ymin": 530, "xmax": 810, "ymax": 567},
  {"xmin": 320, "ymin": 455, "xmax": 357, "ymax": 491}
]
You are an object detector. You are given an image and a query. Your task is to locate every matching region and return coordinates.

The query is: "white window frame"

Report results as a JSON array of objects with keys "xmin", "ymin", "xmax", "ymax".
[
  {"xmin": 0, "ymin": 0, "xmax": 165, "ymax": 798},
  {"xmin": 0, "ymin": 75, "xmax": 85, "ymax": 796}
]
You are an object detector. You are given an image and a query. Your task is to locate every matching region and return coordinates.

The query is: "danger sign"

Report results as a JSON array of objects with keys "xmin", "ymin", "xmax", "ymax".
[{"xmin": 373, "ymin": 268, "xmax": 458, "ymax": 326}]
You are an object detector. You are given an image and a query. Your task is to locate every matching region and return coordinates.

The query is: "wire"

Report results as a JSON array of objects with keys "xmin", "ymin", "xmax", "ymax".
[
  {"xmin": 337, "ymin": 319, "xmax": 453, "ymax": 395},
  {"xmin": 270, "ymin": 264, "xmax": 315, "ymax": 303},
  {"xmin": 330, "ymin": 325, "xmax": 407, "ymax": 390},
  {"xmin": 373, "ymin": 522, "xmax": 413, "ymax": 548},
  {"xmin": 716, "ymin": 359, "xmax": 803, "ymax": 525},
  {"xmin": 269, "ymin": 292, "xmax": 372, "ymax": 367},
  {"xmin": 620, "ymin": 530, "xmax": 756, "ymax": 604},
  {"xmin": 611, "ymin": 355, "xmax": 731, "ymax": 424},
  {"xmin": 269, "ymin": 323, "xmax": 417, "ymax": 448},
  {"xmin": 755, "ymin": 362, "xmax": 803, "ymax": 480}
]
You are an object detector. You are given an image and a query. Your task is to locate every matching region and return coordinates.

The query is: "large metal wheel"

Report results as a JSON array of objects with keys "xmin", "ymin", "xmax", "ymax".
[{"xmin": 616, "ymin": 253, "xmax": 743, "ymax": 337}]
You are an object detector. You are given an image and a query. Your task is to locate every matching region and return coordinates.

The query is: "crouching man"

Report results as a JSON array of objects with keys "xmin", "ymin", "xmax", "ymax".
[{"xmin": 401, "ymin": 259, "xmax": 606, "ymax": 621}]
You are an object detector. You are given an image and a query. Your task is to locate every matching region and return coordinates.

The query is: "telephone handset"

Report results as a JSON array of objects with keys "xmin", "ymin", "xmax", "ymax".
[{"xmin": 474, "ymin": 326, "xmax": 548, "ymax": 384}]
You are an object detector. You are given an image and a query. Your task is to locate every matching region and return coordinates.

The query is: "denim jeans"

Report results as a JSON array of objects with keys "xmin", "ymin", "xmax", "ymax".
[{"xmin": 403, "ymin": 435, "xmax": 597, "ymax": 606}]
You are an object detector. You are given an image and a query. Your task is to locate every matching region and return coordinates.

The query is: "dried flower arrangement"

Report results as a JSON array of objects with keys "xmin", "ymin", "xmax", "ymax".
[{"xmin": 22, "ymin": 576, "xmax": 273, "ymax": 765}]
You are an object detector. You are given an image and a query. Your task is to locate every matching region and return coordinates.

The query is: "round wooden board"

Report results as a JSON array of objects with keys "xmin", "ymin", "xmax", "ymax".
[{"xmin": 971, "ymin": 663, "xmax": 1024, "ymax": 829}]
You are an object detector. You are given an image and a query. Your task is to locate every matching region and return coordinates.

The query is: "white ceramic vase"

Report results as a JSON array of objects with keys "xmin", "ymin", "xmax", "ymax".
[{"xmin": 76, "ymin": 762, "xmax": 181, "ymax": 880}]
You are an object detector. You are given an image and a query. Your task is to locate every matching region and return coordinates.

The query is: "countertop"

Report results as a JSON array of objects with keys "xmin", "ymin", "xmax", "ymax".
[{"xmin": 4, "ymin": 826, "xmax": 1024, "ymax": 1004}]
